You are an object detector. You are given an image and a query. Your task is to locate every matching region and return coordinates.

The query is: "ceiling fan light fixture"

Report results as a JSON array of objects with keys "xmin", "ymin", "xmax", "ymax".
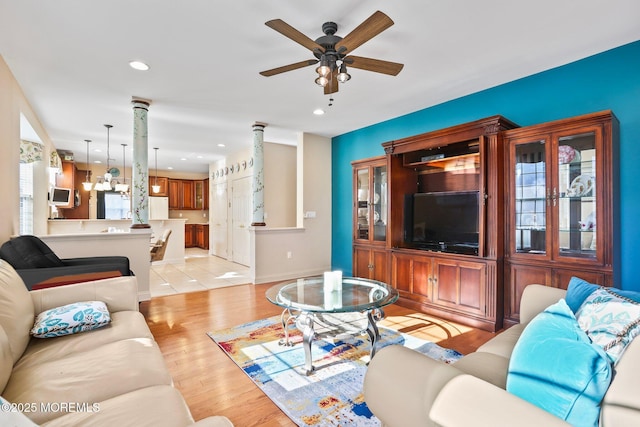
[
  {"xmin": 337, "ymin": 63, "xmax": 351, "ymax": 83},
  {"xmin": 315, "ymin": 75, "xmax": 329, "ymax": 87},
  {"xmin": 315, "ymin": 56, "xmax": 331, "ymax": 77}
]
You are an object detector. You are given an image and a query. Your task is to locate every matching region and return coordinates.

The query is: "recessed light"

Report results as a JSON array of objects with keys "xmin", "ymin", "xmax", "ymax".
[
  {"xmin": 167, "ymin": 166, "xmax": 173, "ymax": 170},
  {"xmin": 313, "ymin": 108, "xmax": 325, "ymax": 115},
  {"xmin": 197, "ymin": 155, "xmax": 203, "ymax": 159},
  {"xmin": 129, "ymin": 61, "xmax": 150, "ymax": 71},
  {"xmin": 217, "ymin": 143, "xmax": 226, "ymax": 148},
  {"xmin": 180, "ymin": 158, "xmax": 187, "ymax": 161}
]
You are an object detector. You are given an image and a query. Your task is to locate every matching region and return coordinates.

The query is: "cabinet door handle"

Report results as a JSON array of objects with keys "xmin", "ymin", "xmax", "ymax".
[
  {"xmin": 553, "ymin": 187, "xmax": 557, "ymax": 206},
  {"xmin": 546, "ymin": 188, "xmax": 551, "ymax": 206}
]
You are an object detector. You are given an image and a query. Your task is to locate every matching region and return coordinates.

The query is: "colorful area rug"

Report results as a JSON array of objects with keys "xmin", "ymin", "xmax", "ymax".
[{"xmin": 207, "ymin": 315, "xmax": 462, "ymax": 426}]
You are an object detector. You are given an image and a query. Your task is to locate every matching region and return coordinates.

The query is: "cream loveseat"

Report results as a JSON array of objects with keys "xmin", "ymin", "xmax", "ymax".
[
  {"xmin": 0, "ymin": 260, "xmax": 233, "ymax": 427},
  {"xmin": 364, "ymin": 283, "xmax": 640, "ymax": 427}
]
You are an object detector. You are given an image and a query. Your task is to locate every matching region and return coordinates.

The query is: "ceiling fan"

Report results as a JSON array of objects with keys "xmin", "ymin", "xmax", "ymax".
[{"xmin": 259, "ymin": 10, "xmax": 404, "ymax": 94}]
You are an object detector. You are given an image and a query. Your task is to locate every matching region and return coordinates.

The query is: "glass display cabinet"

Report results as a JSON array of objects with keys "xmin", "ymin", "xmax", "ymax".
[
  {"xmin": 352, "ymin": 156, "xmax": 388, "ymax": 282},
  {"xmin": 504, "ymin": 111, "xmax": 617, "ymax": 325}
]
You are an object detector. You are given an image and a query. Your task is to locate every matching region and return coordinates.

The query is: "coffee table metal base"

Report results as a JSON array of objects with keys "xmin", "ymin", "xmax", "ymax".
[{"xmin": 279, "ymin": 308, "xmax": 385, "ymax": 375}]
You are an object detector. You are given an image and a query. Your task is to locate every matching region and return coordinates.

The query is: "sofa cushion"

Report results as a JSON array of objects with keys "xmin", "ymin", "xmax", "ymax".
[
  {"xmin": 506, "ymin": 299, "xmax": 612, "ymax": 427},
  {"xmin": 0, "ymin": 260, "xmax": 35, "ymax": 363},
  {"xmin": 565, "ymin": 276, "xmax": 640, "ymax": 313},
  {"xmin": 16, "ymin": 311, "xmax": 153, "ymax": 371},
  {"xmin": 3, "ymin": 338, "xmax": 173, "ymax": 424},
  {"xmin": 30, "ymin": 301, "xmax": 111, "ymax": 338},
  {"xmin": 39, "ymin": 385, "xmax": 195, "ymax": 427},
  {"xmin": 576, "ymin": 287, "xmax": 640, "ymax": 364}
]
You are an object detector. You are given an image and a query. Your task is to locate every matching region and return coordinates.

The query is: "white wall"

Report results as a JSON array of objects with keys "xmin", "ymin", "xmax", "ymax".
[
  {"xmin": 264, "ymin": 143, "xmax": 296, "ymax": 227},
  {"xmin": 0, "ymin": 56, "xmax": 54, "ymax": 241},
  {"xmin": 251, "ymin": 133, "xmax": 332, "ymax": 283}
]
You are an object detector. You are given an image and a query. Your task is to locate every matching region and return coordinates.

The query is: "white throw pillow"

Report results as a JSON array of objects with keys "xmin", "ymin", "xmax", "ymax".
[
  {"xmin": 576, "ymin": 288, "xmax": 640, "ymax": 364},
  {"xmin": 30, "ymin": 301, "xmax": 111, "ymax": 338}
]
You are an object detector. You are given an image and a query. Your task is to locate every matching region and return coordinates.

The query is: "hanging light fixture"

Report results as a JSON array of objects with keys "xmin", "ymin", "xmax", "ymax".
[
  {"xmin": 82, "ymin": 139, "xmax": 93, "ymax": 191},
  {"xmin": 336, "ymin": 62, "xmax": 351, "ymax": 83},
  {"xmin": 115, "ymin": 144, "xmax": 129, "ymax": 193},
  {"xmin": 96, "ymin": 124, "xmax": 114, "ymax": 191},
  {"xmin": 152, "ymin": 147, "xmax": 160, "ymax": 193}
]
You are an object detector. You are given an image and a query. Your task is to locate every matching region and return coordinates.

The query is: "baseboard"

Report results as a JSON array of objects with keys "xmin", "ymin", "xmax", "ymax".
[{"xmin": 138, "ymin": 290, "xmax": 151, "ymax": 301}]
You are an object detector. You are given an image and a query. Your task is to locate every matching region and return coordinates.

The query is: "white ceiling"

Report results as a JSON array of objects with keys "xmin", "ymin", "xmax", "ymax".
[{"xmin": 1, "ymin": 1, "xmax": 639, "ymax": 174}]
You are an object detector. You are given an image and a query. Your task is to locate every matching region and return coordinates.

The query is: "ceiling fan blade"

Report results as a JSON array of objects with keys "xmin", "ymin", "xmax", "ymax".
[
  {"xmin": 335, "ymin": 11, "xmax": 394, "ymax": 54},
  {"xmin": 260, "ymin": 59, "xmax": 318, "ymax": 77},
  {"xmin": 345, "ymin": 55, "xmax": 404, "ymax": 76},
  {"xmin": 265, "ymin": 19, "xmax": 324, "ymax": 52},
  {"xmin": 324, "ymin": 73, "xmax": 339, "ymax": 94}
]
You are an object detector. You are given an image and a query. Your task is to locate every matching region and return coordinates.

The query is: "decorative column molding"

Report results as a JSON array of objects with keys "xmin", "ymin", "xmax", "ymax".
[
  {"xmin": 251, "ymin": 121, "xmax": 267, "ymax": 226},
  {"xmin": 131, "ymin": 97, "xmax": 152, "ymax": 229}
]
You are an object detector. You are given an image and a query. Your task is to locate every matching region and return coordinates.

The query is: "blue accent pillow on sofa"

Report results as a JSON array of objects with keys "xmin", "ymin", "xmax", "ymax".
[
  {"xmin": 565, "ymin": 276, "xmax": 640, "ymax": 314},
  {"xmin": 506, "ymin": 299, "xmax": 612, "ymax": 426}
]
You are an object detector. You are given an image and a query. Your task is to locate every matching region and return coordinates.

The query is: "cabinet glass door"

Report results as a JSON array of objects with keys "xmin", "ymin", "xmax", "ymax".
[
  {"xmin": 372, "ymin": 165, "xmax": 387, "ymax": 242},
  {"xmin": 556, "ymin": 132, "xmax": 597, "ymax": 259},
  {"xmin": 356, "ymin": 168, "xmax": 370, "ymax": 240},
  {"xmin": 513, "ymin": 140, "xmax": 547, "ymax": 255}
]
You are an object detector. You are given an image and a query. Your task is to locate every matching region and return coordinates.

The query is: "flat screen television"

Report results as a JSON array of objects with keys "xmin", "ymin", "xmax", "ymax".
[
  {"xmin": 404, "ymin": 191, "xmax": 480, "ymax": 255},
  {"xmin": 49, "ymin": 187, "xmax": 72, "ymax": 206}
]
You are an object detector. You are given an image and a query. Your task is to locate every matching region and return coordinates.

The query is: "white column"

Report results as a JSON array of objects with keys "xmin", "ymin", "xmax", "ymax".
[
  {"xmin": 251, "ymin": 122, "xmax": 267, "ymax": 226},
  {"xmin": 131, "ymin": 97, "xmax": 152, "ymax": 229}
]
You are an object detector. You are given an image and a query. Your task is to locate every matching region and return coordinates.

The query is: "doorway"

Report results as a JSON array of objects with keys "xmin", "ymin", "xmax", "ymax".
[{"xmin": 231, "ymin": 176, "xmax": 251, "ymax": 266}]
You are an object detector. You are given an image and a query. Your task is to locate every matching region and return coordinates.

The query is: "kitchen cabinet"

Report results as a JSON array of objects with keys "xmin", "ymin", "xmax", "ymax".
[
  {"xmin": 54, "ymin": 161, "xmax": 75, "ymax": 209},
  {"xmin": 185, "ymin": 224, "xmax": 196, "ymax": 248},
  {"xmin": 169, "ymin": 179, "xmax": 206, "ymax": 210},
  {"xmin": 149, "ymin": 176, "xmax": 169, "ymax": 196},
  {"xmin": 196, "ymin": 224, "xmax": 209, "ymax": 250},
  {"xmin": 503, "ymin": 110, "xmax": 617, "ymax": 325}
]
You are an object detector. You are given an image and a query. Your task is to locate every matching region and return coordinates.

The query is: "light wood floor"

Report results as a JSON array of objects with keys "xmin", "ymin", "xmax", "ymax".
[{"xmin": 140, "ymin": 283, "xmax": 496, "ymax": 426}]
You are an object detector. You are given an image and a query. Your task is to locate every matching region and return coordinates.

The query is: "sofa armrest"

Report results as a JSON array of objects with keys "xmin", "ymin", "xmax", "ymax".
[
  {"xmin": 430, "ymin": 375, "xmax": 571, "ymax": 427},
  {"xmin": 364, "ymin": 345, "xmax": 464, "ymax": 427},
  {"xmin": 30, "ymin": 276, "xmax": 139, "ymax": 314}
]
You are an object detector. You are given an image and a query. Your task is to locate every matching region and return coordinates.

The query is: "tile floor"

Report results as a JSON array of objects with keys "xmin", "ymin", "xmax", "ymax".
[{"xmin": 149, "ymin": 248, "xmax": 251, "ymax": 297}]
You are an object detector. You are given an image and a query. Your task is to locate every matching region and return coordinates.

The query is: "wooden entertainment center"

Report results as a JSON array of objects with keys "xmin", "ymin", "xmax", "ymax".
[{"xmin": 352, "ymin": 111, "xmax": 617, "ymax": 331}]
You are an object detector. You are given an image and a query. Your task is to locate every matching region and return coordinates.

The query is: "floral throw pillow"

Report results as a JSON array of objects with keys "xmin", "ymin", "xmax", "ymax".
[
  {"xmin": 31, "ymin": 301, "xmax": 111, "ymax": 338},
  {"xmin": 576, "ymin": 288, "xmax": 640, "ymax": 364}
]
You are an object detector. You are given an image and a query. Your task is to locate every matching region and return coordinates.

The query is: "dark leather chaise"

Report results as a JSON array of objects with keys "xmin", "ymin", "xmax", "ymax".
[{"xmin": 0, "ymin": 235, "xmax": 133, "ymax": 290}]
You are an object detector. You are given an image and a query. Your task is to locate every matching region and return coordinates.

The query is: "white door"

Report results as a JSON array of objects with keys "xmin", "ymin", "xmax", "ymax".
[
  {"xmin": 210, "ymin": 182, "xmax": 228, "ymax": 258},
  {"xmin": 231, "ymin": 176, "xmax": 252, "ymax": 266}
]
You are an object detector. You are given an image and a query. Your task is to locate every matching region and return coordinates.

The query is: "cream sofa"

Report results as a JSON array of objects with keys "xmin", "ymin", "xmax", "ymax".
[
  {"xmin": 0, "ymin": 260, "xmax": 233, "ymax": 427},
  {"xmin": 364, "ymin": 284, "xmax": 640, "ymax": 427}
]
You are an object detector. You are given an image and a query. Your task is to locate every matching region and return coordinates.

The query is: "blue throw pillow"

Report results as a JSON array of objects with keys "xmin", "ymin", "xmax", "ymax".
[
  {"xmin": 507, "ymin": 299, "xmax": 612, "ymax": 426},
  {"xmin": 566, "ymin": 277, "xmax": 600, "ymax": 313},
  {"xmin": 565, "ymin": 276, "xmax": 640, "ymax": 314}
]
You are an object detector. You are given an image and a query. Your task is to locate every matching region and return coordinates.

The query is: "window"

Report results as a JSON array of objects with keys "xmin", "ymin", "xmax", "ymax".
[
  {"xmin": 104, "ymin": 191, "xmax": 131, "ymax": 219},
  {"xmin": 19, "ymin": 162, "xmax": 34, "ymax": 234}
]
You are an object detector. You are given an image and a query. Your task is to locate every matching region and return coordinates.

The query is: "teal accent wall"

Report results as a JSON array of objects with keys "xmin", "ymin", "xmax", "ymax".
[{"xmin": 332, "ymin": 40, "xmax": 640, "ymax": 291}]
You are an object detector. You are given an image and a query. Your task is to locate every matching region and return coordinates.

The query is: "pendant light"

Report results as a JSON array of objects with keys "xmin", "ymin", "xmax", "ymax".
[
  {"xmin": 82, "ymin": 139, "xmax": 93, "ymax": 191},
  {"xmin": 115, "ymin": 144, "xmax": 129, "ymax": 193},
  {"xmin": 152, "ymin": 147, "xmax": 160, "ymax": 193},
  {"xmin": 96, "ymin": 124, "xmax": 114, "ymax": 191}
]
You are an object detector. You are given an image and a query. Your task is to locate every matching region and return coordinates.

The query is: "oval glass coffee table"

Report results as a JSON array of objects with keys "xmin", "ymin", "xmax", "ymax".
[{"xmin": 266, "ymin": 276, "xmax": 399, "ymax": 375}]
